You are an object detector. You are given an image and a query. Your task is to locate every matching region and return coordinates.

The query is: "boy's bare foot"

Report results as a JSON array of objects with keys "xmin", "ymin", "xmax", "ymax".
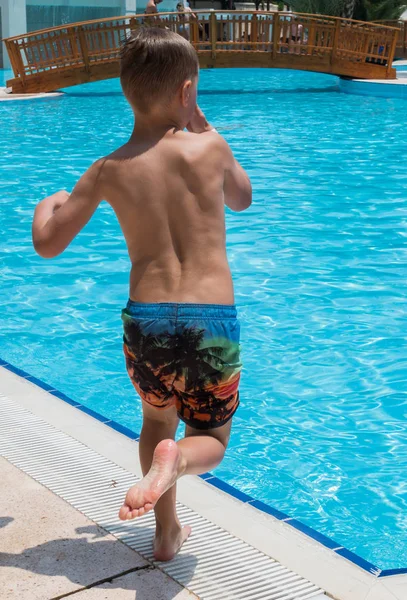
[
  {"xmin": 154, "ymin": 524, "xmax": 192, "ymax": 562},
  {"xmin": 119, "ymin": 439, "xmax": 183, "ymax": 520}
]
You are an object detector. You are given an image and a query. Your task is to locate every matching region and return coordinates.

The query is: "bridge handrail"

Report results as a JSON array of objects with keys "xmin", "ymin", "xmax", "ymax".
[
  {"xmin": 4, "ymin": 11, "xmax": 399, "ymax": 92},
  {"xmin": 3, "ymin": 10, "xmax": 400, "ymax": 43}
]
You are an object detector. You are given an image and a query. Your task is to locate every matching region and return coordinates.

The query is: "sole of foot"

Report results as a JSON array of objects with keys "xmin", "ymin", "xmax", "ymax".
[{"xmin": 119, "ymin": 439, "xmax": 181, "ymax": 521}]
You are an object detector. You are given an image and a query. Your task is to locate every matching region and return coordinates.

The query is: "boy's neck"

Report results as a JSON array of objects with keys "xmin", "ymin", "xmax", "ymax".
[{"xmin": 131, "ymin": 111, "xmax": 184, "ymax": 140}]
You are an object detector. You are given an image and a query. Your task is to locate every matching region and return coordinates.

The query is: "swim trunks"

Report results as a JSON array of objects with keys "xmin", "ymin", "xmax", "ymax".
[{"xmin": 122, "ymin": 301, "xmax": 242, "ymax": 430}]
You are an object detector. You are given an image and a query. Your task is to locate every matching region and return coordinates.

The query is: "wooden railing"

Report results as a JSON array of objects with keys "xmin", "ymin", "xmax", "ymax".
[
  {"xmin": 375, "ymin": 20, "xmax": 407, "ymax": 58},
  {"xmin": 4, "ymin": 11, "xmax": 399, "ymax": 94}
]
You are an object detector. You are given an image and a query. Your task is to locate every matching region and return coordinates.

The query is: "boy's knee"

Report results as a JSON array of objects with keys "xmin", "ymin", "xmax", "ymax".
[
  {"xmin": 185, "ymin": 420, "xmax": 232, "ymax": 450},
  {"xmin": 141, "ymin": 401, "xmax": 178, "ymax": 425}
]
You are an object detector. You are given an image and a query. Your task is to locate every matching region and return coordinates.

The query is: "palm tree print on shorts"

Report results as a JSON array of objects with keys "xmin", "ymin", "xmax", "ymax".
[{"xmin": 123, "ymin": 314, "xmax": 242, "ymax": 429}]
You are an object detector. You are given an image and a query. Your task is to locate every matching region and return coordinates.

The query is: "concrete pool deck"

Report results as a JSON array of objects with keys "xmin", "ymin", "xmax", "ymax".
[
  {"xmin": 0, "ymin": 87, "xmax": 63, "ymax": 101},
  {"xmin": 1, "ymin": 365, "xmax": 406, "ymax": 600},
  {"xmin": 0, "ymin": 458, "xmax": 195, "ymax": 600}
]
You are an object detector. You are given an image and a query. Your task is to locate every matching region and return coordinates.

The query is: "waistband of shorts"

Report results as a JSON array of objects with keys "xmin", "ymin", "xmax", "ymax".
[{"xmin": 124, "ymin": 300, "xmax": 238, "ymax": 320}]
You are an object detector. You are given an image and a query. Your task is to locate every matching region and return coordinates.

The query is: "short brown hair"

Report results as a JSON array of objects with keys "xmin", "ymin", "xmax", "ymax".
[{"xmin": 120, "ymin": 27, "xmax": 199, "ymax": 112}]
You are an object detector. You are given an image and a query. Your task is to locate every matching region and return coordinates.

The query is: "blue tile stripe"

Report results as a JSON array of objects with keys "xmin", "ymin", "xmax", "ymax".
[
  {"xmin": 248, "ymin": 499, "xmax": 290, "ymax": 521},
  {"xmin": 1, "ymin": 355, "xmax": 406, "ymax": 577},
  {"xmin": 77, "ymin": 404, "xmax": 111, "ymax": 423},
  {"xmin": 379, "ymin": 567, "xmax": 407, "ymax": 577},
  {"xmin": 107, "ymin": 420, "xmax": 139, "ymax": 440},
  {"xmin": 335, "ymin": 548, "xmax": 381, "ymax": 575},
  {"xmin": 288, "ymin": 519, "xmax": 343, "ymax": 551},
  {"xmin": 51, "ymin": 390, "xmax": 82, "ymax": 407},
  {"xmin": 207, "ymin": 476, "xmax": 253, "ymax": 503}
]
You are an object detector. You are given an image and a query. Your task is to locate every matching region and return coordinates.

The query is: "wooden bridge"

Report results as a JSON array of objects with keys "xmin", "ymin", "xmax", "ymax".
[{"xmin": 4, "ymin": 11, "xmax": 399, "ymax": 94}]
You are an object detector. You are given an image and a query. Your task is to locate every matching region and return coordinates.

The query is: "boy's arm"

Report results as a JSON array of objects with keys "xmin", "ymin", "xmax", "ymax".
[
  {"xmin": 32, "ymin": 160, "xmax": 104, "ymax": 258},
  {"xmin": 187, "ymin": 106, "xmax": 252, "ymax": 212},
  {"xmin": 216, "ymin": 136, "xmax": 252, "ymax": 212}
]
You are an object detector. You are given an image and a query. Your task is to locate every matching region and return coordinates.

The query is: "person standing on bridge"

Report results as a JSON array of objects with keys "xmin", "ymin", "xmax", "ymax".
[
  {"xmin": 176, "ymin": 2, "xmax": 200, "ymax": 41},
  {"xmin": 145, "ymin": 0, "xmax": 162, "ymax": 15},
  {"xmin": 31, "ymin": 27, "xmax": 251, "ymax": 562}
]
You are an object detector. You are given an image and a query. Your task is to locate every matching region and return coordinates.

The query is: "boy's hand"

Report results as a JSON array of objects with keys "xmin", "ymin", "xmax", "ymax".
[
  {"xmin": 51, "ymin": 190, "xmax": 70, "ymax": 213},
  {"xmin": 34, "ymin": 190, "xmax": 70, "ymax": 227},
  {"xmin": 186, "ymin": 105, "xmax": 213, "ymax": 134}
]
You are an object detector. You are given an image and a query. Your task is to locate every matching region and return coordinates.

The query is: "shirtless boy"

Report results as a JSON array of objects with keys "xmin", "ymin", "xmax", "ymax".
[{"xmin": 32, "ymin": 28, "xmax": 251, "ymax": 561}]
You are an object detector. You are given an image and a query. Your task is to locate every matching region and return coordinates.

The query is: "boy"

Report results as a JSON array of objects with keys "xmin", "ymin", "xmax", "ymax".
[{"xmin": 32, "ymin": 28, "xmax": 251, "ymax": 561}]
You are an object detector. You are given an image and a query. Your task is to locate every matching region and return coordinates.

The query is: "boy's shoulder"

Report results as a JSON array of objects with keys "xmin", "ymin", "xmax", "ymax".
[
  {"xmin": 174, "ymin": 129, "xmax": 230, "ymax": 161},
  {"xmin": 90, "ymin": 131, "xmax": 230, "ymax": 178}
]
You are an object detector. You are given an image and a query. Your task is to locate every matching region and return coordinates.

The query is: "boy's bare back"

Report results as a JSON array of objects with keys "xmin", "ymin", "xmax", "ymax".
[
  {"xmin": 33, "ymin": 123, "xmax": 250, "ymax": 305},
  {"xmin": 100, "ymin": 129, "xmax": 238, "ymax": 304}
]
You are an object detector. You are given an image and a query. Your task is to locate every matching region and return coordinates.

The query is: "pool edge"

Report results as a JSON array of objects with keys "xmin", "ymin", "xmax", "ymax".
[{"xmin": 1, "ymin": 356, "xmax": 405, "ymax": 577}]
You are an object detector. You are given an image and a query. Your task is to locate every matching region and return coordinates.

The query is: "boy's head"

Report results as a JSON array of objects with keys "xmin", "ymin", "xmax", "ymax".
[{"xmin": 120, "ymin": 27, "xmax": 199, "ymax": 122}]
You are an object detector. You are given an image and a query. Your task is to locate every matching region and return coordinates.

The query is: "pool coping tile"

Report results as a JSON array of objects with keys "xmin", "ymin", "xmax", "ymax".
[
  {"xmin": 248, "ymin": 499, "xmax": 290, "ymax": 521},
  {"xmin": 1, "ymin": 355, "xmax": 406, "ymax": 578},
  {"xmin": 198, "ymin": 472, "xmax": 214, "ymax": 481},
  {"xmin": 107, "ymin": 420, "xmax": 139, "ymax": 440},
  {"xmin": 2, "ymin": 363, "xmax": 32, "ymax": 379},
  {"xmin": 288, "ymin": 518, "xmax": 343, "ymax": 550},
  {"xmin": 206, "ymin": 476, "xmax": 253, "ymax": 503},
  {"xmin": 25, "ymin": 375, "xmax": 56, "ymax": 392},
  {"xmin": 49, "ymin": 389, "xmax": 82, "ymax": 407},
  {"xmin": 76, "ymin": 404, "xmax": 112, "ymax": 423},
  {"xmin": 335, "ymin": 548, "xmax": 381, "ymax": 576},
  {"xmin": 379, "ymin": 567, "xmax": 407, "ymax": 577}
]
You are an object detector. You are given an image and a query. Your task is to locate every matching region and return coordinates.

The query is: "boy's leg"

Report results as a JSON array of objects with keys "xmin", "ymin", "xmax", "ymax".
[
  {"xmin": 120, "ymin": 400, "xmax": 192, "ymax": 561},
  {"xmin": 119, "ymin": 408, "xmax": 232, "ymax": 559},
  {"xmin": 138, "ymin": 401, "xmax": 194, "ymax": 561},
  {"xmin": 178, "ymin": 420, "xmax": 231, "ymax": 474},
  {"xmin": 119, "ymin": 400, "xmax": 179, "ymax": 523},
  {"xmin": 119, "ymin": 410, "xmax": 231, "ymax": 517}
]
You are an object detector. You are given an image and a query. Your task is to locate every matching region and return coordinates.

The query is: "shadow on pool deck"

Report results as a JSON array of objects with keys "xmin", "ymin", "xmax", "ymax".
[
  {"xmin": 0, "ymin": 458, "xmax": 197, "ymax": 599},
  {"xmin": 0, "ymin": 523, "xmax": 198, "ymax": 599}
]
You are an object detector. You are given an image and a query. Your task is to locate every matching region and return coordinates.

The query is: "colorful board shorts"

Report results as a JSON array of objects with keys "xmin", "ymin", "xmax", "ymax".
[{"xmin": 122, "ymin": 301, "xmax": 242, "ymax": 430}]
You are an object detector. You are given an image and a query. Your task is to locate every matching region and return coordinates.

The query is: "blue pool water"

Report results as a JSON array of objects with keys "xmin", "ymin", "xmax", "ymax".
[{"xmin": 1, "ymin": 68, "xmax": 407, "ymax": 570}]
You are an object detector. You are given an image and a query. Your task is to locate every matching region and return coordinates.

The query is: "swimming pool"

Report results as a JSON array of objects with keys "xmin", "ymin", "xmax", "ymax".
[{"xmin": 1, "ymin": 67, "xmax": 406, "ymax": 570}]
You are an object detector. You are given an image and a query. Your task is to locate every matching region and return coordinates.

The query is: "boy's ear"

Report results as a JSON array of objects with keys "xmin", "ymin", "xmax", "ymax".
[{"xmin": 181, "ymin": 79, "xmax": 193, "ymax": 107}]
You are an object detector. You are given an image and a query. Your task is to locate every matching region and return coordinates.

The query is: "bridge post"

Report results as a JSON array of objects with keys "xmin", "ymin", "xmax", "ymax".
[
  {"xmin": 387, "ymin": 29, "xmax": 399, "ymax": 76},
  {"xmin": 272, "ymin": 12, "xmax": 279, "ymax": 59},
  {"xmin": 331, "ymin": 18, "xmax": 340, "ymax": 64},
  {"xmin": 78, "ymin": 27, "xmax": 90, "ymax": 74},
  {"xmin": 191, "ymin": 18, "xmax": 199, "ymax": 46},
  {"xmin": 251, "ymin": 14, "xmax": 258, "ymax": 51},
  {"xmin": 210, "ymin": 11, "xmax": 217, "ymax": 60},
  {"xmin": 308, "ymin": 21, "xmax": 316, "ymax": 55},
  {"xmin": 5, "ymin": 39, "xmax": 25, "ymax": 84}
]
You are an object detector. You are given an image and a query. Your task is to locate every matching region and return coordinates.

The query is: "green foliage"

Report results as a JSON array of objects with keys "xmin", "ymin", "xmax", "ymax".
[
  {"xmin": 288, "ymin": 0, "xmax": 406, "ymax": 20},
  {"xmin": 288, "ymin": 0, "xmax": 346, "ymax": 15},
  {"xmin": 353, "ymin": 0, "xmax": 406, "ymax": 21}
]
